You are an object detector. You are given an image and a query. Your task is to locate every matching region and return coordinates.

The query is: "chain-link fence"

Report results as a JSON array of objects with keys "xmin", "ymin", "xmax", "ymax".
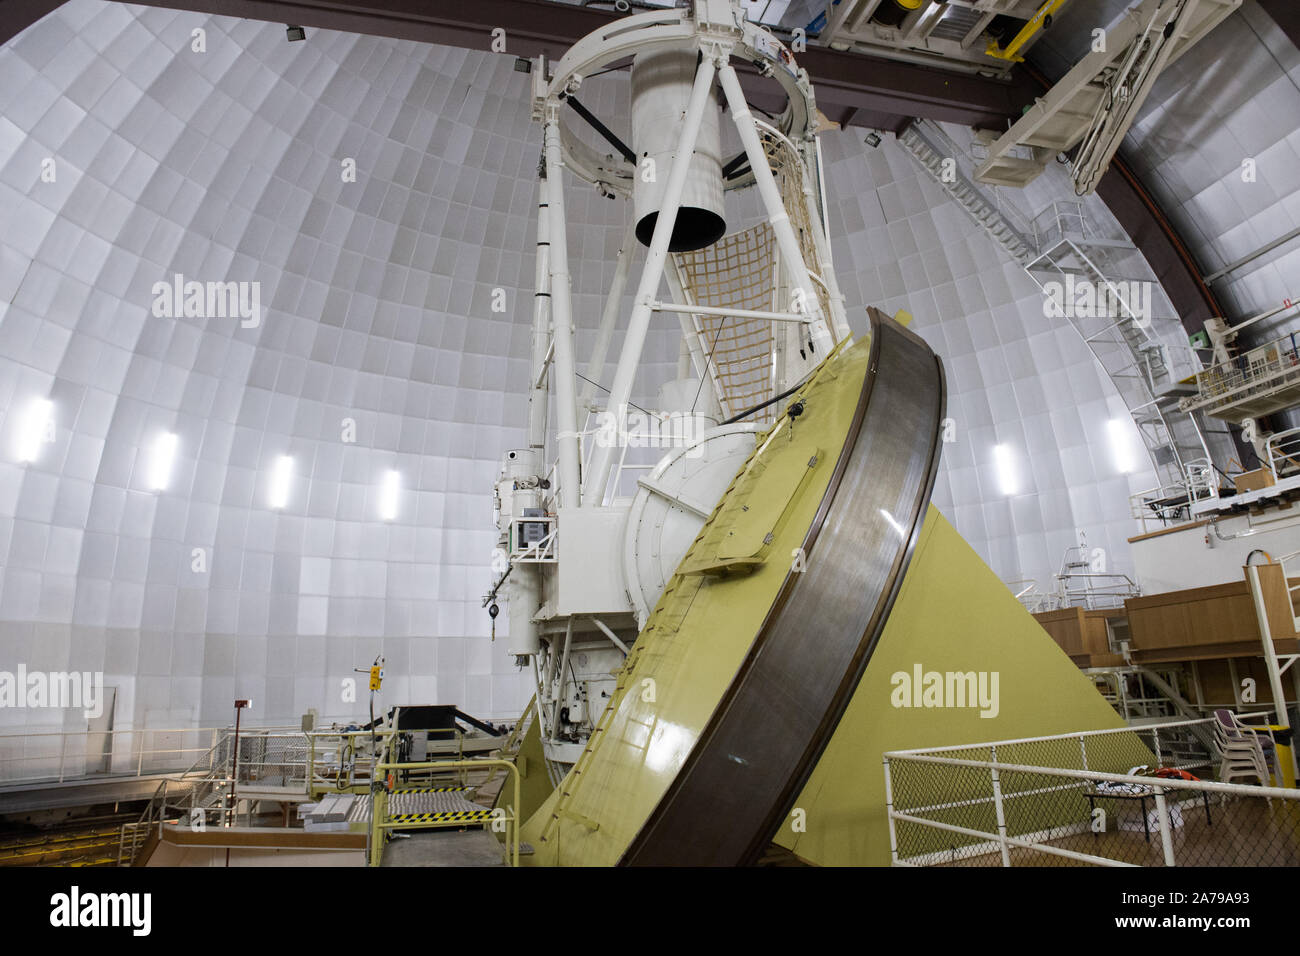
[{"xmin": 885, "ymin": 720, "xmax": 1300, "ymax": 866}]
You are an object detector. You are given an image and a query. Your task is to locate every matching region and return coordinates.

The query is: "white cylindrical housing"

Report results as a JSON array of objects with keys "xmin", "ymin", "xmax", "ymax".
[
  {"xmin": 631, "ymin": 48, "xmax": 725, "ymax": 252},
  {"xmin": 507, "ymin": 565, "xmax": 541, "ymax": 657},
  {"xmin": 502, "ymin": 448, "xmax": 542, "ymax": 482}
]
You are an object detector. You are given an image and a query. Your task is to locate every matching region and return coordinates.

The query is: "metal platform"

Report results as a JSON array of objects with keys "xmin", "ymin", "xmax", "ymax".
[
  {"xmin": 338, "ymin": 787, "xmax": 490, "ymax": 826},
  {"xmin": 1190, "ymin": 474, "xmax": 1300, "ymax": 516}
]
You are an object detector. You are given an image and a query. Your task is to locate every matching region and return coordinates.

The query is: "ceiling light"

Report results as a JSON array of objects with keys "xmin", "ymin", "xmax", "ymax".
[
  {"xmin": 1107, "ymin": 418, "xmax": 1137, "ymax": 474},
  {"xmin": 269, "ymin": 455, "xmax": 293, "ymax": 510},
  {"xmin": 14, "ymin": 398, "xmax": 54, "ymax": 463},
  {"xmin": 993, "ymin": 443, "xmax": 1019, "ymax": 496},
  {"xmin": 286, "ymin": 25, "xmax": 306, "ymax": 42},
  {"xmin": 380, "ymin": 469, "xmax": 401, "ymax": 522},
  {"xmin": 148, "ymin": 432, "xmax": 178, "ymax": 491}
]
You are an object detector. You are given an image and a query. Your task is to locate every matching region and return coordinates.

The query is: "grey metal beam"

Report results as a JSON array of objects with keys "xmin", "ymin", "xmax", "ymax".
[
  {"xmin": 1, "ymin": 3, "xmax": 1222, "ymax": 361},
  {"xmin": 8, "ymin": 0, "xmax": 1037, "ymax": 130},
  {"xmin": 1258, "ymin": 0, "xmax": 1300, "ymax": 50}
]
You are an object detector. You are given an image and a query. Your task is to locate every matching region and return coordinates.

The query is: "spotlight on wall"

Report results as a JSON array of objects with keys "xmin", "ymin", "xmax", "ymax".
[
  {"xmin": 269, "ymin": 455, "xmax": 294, "ymax": 510},
  {"xmin": 380, "ymin": 469, "xmax": 401, "ymax": 522},
  {"xmin": 148, "ymin": 432, "xmax": 179, "ymax": 492},
  {"xmin": 864, "ymin": 131, "xmax": 883, "ymax": 148},
  {"xmin": 513, "ymin": 57, "xmax": 531, "ymax": 73},
  {"xmin": 286, "ymin": 25, "xmax": 306, "ymax": 42},
  {"xmin": 993, "ymin": 443, "xmax": 1020, "ymax": 497},
  {"xmin": 1107, "ymin": 418, "xmax": 1137, "ymax": 474},
  {"xmin": 14, "ymin": 398, "xmax": 55, "ymax": 464}
]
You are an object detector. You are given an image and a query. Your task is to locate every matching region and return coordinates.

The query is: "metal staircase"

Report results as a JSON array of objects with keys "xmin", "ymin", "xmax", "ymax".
[
  {"xmin": 897, "ymin": 121, "xmax": 1035, "ymax": 264},
  {"xmin": 117, "ymin": 734, "xmax": 236, "ymax": 865},
  {"xmin": 896, "ymin": 121, "xmax": 1214, "ymax": 517},
  {"xmin": 1024, "ymin": 205, "xmax": 1211, "ymax": 505}
]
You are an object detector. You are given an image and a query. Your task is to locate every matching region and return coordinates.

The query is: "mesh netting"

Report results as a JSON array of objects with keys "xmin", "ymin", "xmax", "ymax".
[
  {"xmin": 673, "ymin": 223, "xmax": 776, "ymax": 421},
  {"xmin": 670, "ymin": 125, "xmax": 834, "ymax": 423},
  {"xmin": 762, "ymin": 125, "xmax": 833, "ymax": 328}
]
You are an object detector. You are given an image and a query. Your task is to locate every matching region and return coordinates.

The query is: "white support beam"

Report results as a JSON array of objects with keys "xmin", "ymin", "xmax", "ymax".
[
  {"xmin": 579, "ymin": 212, "xmax": 637, "ymax": 414},
  {"xmin": 543, "ymin": 109, "xmax": 584, "ymax": 508},
  {"xmin": 650, "ymin": 300, "xmax": 813, "ymax": 324},
  {"xmin": 527, "ymin": 173, "xmax": 552, "ymax": 451},
  {"xmin": 583, "ymin": 52, "xmax": 720, "ymax": 506},
  {"xmin": 717, "ymin": 62, "xmax": 834, "ymax": 358}
]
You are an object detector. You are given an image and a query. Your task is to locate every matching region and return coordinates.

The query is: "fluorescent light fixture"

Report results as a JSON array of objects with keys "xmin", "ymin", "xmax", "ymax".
[
  {"xmin": 380, "ymin": 469, "xmax": 401, "ymax": 521},
  {"xmin": 269, "ymin": 455, "xmax": 293, "ymax": 509},
  {"xmin": 148, "ymin": 432, "xmax": 178, "ymax": 491},
  {"xmin": 993, "ymin": 443, "xmax": 1019, "ymax": 496},
  {"xmin": 1107, "ymin": 418, "xmax": 1136, "ymax": 474},
  {"xmin": 14, "ymin": 398, "xmax": 54, "ymax": 463}
]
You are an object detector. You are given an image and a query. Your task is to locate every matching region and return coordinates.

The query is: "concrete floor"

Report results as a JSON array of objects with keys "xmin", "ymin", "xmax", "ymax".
[{"xmin": 379, "ymin": 828, "xmax": 507, "ymax": 867}]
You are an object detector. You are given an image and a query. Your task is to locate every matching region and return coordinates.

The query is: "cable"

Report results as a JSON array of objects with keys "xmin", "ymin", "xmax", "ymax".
[
  {"xmin": 690, "ymin": 317, "xmax": 729, "ymax": 414},
  {"xmin": 720, "ymin": 378, "xmax": 807, "ymax": 425},
  {"xmin": 574, "ymin": 371, "xmax": 653, "ymax": 417}
]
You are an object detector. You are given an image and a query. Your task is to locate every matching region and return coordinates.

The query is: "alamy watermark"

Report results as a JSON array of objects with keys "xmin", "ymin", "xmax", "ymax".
[
  {"xmin": 571, "ymin": 405, "xmax": 709, "ymax": 457},
  {"xmin": 0, "ymin": 666, "xmax": 104, "ymax": 719},
  {"xmin": 151, "ymin": 273, "xmax": 261, "ymax": 328},
  {"xmin": 890, "ymin": 663, "xmax": 1000, "ymax": 718},
  {"xmin": 49, "ymin": 886, "xmax": 150, "ymax": 936},
  {"xmin": 1042, "ymin": 275, "xmax": 1153, "ymax": 328}
]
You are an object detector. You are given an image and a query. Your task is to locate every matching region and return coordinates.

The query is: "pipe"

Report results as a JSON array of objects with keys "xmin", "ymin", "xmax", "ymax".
[
  {"xmin": 583, "ymin": 53, "xmax": 719, "ymax": 505},
  {"xmin": 528, "ymin": 171, "xmax": 552, "ymax": 450},
  {"xmin": 1204, "ymin": 225, "xmax": 1300, "ymax": 285},
  {"xmin": 1246, "ymin": 564, "xmax": 1291, "ymax": 734},
  {"xmin": 543, "ymin": 110, "xmax": 584, "ymax": 508},
  {"xmin": 651, "ymin": 300, "xmax": 813, "ymax": 323},
  {"xmin": 591, "ymin": 617, "xmax": 630, "ymax": 655},
  {"xmin": 580, "ymin": 213, "xmax": 637, "ymax": 413}
]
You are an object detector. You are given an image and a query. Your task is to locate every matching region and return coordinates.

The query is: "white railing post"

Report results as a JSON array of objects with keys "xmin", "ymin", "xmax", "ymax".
[
  {"xmin": 989, "ymin": 745, "xmax": 1012, "ymax": 867},
  {"xmin": 1079, "ymin": 734, "xmax": 1088, "ymax": 771},
  {"xmin": 883, "ymin": 756, "xmax": 901, "ymax": 866},
  {"xmin": 1153, "ymin": 789, "xmax": 1177, "ymax": 866}
]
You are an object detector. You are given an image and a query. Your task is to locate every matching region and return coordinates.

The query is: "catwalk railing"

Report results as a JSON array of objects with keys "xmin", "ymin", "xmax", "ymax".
[
  {"xmin": 884, "ymin": 720, "xmax": 1300, "ymax": 867},
  {"xmin": 114, "ymin": 725, "xmax": 488, "ymax": 864},
  {"xmin": 0, "ymin": 717, "xmax": 373, "ymax": 787}
]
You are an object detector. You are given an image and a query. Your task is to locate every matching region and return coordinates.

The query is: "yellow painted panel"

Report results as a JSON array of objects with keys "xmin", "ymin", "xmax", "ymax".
[
  {"xmin": 519, "ymin": 339, "xmax": 872, "ymax": 865},
  {"xmin": 777, "ymin": 509, "xmax": 1132, "ymax": 865}
]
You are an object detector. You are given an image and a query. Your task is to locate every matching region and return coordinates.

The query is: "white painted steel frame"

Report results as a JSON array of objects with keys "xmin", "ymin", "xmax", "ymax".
[
  {"xmin": 543, "ymin": 112, "xmax": 584, "ymax": 508},
  {"xmin": 582, "ymin": 54, "xmax": 720, "ymax": 504},
  {"xmin": 541, "ymin": 4, "xmax": 816, "ymax": 198}
]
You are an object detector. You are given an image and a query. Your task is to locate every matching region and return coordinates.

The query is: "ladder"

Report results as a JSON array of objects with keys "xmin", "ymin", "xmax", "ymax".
[{"xmin": 897, "ymin": 121, "xmax": 1035, "ymax": 264}]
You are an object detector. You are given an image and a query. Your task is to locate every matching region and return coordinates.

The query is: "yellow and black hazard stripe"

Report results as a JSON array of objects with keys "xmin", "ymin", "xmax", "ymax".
[
  {"xmin": 390, "ymin": 810, "xmax": 493, "ymax": 823},
  {"xmin": 390, "ymin": 787, "xmax": 470, "ymax": 794}
]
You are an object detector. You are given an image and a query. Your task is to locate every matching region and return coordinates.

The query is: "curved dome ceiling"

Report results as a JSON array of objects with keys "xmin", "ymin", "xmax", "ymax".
[{"xmin": 0, "ymin": 0, "xmax": 1208, "ymax": 732}]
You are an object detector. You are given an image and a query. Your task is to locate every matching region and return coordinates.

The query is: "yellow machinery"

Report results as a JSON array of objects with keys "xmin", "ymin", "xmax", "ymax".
[
  {"xmin": 512, "ymin": 315, "xmax": 1125, "ymax": 865},
  {"xmin": 986, "ymin": 0, "xmax": 1069, "ymax": 62},
  {"xmin": 491, "ymin": 2, "xmax": 1128, "ymax": 866}
]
